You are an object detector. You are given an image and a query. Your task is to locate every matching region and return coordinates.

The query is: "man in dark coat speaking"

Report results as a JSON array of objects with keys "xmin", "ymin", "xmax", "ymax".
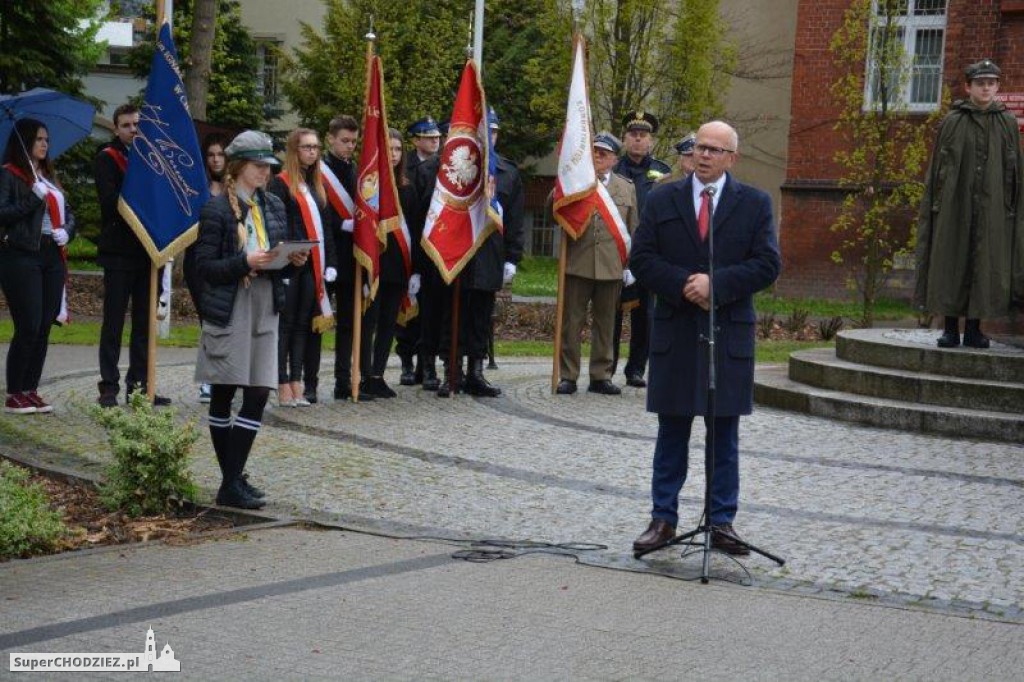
[{"xmin": 629, "ymin": 120, "xmax": 781, "ymax": 555}]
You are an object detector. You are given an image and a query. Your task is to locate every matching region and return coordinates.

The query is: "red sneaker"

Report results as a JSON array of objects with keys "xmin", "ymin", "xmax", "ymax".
[
  {"xmin": 25, "ymin": 391, "xmax": 53, "ymax": 414},
  {"xmin": 4, "ymin": 393, "xmax": 37, "ymax": 414}
]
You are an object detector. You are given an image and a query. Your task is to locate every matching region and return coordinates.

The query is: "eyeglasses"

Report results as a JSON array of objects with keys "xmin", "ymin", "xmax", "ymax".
[
  {"xmin": 298, "ymin": 144, "xmax": 321, "ymax": 152},
  {"xmin": 694, "ymin": 144, "xmax": 735, "ymax": 157}
]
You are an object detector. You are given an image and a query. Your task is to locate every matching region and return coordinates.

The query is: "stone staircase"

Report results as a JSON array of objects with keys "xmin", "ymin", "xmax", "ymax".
[{"xmin": 754, "ymin": 328, "xmax": 1024, "ymax": 443}]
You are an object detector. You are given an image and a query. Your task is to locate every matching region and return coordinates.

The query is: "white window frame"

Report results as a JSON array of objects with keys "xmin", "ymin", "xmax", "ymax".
[{"xmin": 863, "ymin": 0, "xmax": 947, "ymax": 112}]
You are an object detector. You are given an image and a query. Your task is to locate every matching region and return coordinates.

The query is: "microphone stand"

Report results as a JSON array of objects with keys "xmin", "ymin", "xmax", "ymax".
[{"xmin": 633, "ymin": 184, "xmax": 784, "ymax": 583}]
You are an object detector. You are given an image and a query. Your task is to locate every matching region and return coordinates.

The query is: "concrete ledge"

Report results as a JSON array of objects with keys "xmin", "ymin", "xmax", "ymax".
[
  {"xmin": 789, "ymin": 348, "xmax": 1024, "ymax": 414},
  {"xmin": 836, "ymin": 328, "xmax": 1024, "ymax": 383},
  {"xmin": 755, "ymin": 366, "xmax": 1024, "ymax": 443}
]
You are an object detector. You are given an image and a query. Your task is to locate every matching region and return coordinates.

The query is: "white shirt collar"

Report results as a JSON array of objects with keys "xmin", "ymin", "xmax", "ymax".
[{"xmin": 692, "ymin": 173, "xmax": 727, "ymax": 218}]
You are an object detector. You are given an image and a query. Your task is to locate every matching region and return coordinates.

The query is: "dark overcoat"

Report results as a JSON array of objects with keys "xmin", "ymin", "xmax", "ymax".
[
  {"xmin": 914, "ymin": 99, "xmax": 1024, "ymax": 317},
  {"xmin": 630, "ymin": 173, "xmax": 781, "ymax": 416}
]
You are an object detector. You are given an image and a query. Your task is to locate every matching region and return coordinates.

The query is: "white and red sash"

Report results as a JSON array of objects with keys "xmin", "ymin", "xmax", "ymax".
[
  {"xmin": 319, "ymin": 160, "xmax": 354, "ymax": 220},
  {"xmin": 4, "ymin": 163, "xmax": 71, "ymax": 323},
  {"xmin": 595, "ymin": 180, "xmax": 631, "ymax": 266},
  {"xmin": 103, "ymin": 146, "xmax": 128, "ymax": 173},
  {"xmin": 281, "ymin": 172, "xmax": 334, "ymax": 331}
]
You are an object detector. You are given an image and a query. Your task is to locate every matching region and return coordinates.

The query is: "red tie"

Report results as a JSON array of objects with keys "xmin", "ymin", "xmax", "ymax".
[{"xmin": 698, "ymin": 190, "xmax": 710, "ymax": 242}]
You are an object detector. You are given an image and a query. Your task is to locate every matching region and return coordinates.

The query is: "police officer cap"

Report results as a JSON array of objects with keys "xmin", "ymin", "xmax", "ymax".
[
  {"xmin": 407, "ymin": 117, "xmax": 441, "ymax": 138},
  {"xmin": 622, "ymin": 110, "xmax": 659, "ymax": 134},
  {"xmin": 224, "ymin": 130, "xmax": 280, "ymax": 166},
  {"xmin": 487, "ymin": 107, "xmax": 500, "ymax": 130},
  {"xmin": 966, "ymin": 59, "xmax": 1001, "ymax": 81},
  {"xmin": 593, "ymin": 131, "xmax": 622, "ymax": 154},
  {"xmin": 674, "ymin": 133, "xmax": 696, "ymax": 155}
]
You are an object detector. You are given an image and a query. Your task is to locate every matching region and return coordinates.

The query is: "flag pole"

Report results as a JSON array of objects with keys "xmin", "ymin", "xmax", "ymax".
[
  {"xmin": 351, "ymin": 24, "xmax": 376, "ymax": 403},
  {"xmin": 146, "ymin": 0, "xmax": 172, "ymax": 401},
  {"xmin": 552, "ymin": 234, "xmax": 567, "ymax": 393}
]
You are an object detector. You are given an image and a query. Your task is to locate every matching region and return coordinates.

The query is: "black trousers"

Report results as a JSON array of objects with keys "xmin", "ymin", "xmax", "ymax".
[
  {"xmin": 612, "ymin": 288, "xmax": 650, "ymax": 378},
  {"xmin": 332, "ymin": 277, "xmax": 374, "ymax": 387},
  {"xmin": 440, "ymin": 286, "xmax": 495, "ymax": 361},
  {"xmin": 278, "ymin": 267, "xmax": 316, "ymax": 384},
  {"xmin": 0, "ymin": 239, "xmax": 64, "ymax": 394},
  {"xmin": 394, "ymin": 314, "xmax": 420, "ymax": 361},
  {"xmin": 365, "ymin": 281, "xmax": 403, "ymax": 376},
  {"xmin": 98, "ymin": 266, "xmax": 151, "ymax": 391},
  {"xmin": 417, "ymin": 268, "xmax": 448, "ymax": 357}
]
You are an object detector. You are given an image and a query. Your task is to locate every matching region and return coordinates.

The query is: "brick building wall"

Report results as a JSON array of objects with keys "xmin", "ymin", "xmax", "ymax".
[{"xmin": 779, "ymin": 0, "xmax": 1024, "ymax": 308}]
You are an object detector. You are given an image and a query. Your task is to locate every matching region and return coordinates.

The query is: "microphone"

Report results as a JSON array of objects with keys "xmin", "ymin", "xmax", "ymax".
[{"xmin": 703, "ymin": 185, "xmax": 717, "ymax": 197}]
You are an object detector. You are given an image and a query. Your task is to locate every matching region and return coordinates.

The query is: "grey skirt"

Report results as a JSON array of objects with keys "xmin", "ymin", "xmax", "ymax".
[{"xmin": 195, "ymin": 277, "xmax": 278, "ymax": 388}]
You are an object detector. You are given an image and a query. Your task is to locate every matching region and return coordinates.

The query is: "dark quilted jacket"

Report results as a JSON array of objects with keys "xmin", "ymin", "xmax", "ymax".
[{"xmin": 193, "ymin": 189, "xmax": 290, "ymax": 327}]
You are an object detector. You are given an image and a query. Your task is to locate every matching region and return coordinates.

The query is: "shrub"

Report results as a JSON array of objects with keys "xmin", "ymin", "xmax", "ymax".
[
  {"xmin": 783, "ymin": 308, "xmax": 810, "ymax": 334},
  {"xmin": 0, "ymin": 461, "xmax": 68, "ymax": 560},
  {"xmin": 91, "ymin": 392, "xmax": 199, "ymax": 517},
  {"xmin": 757, "ymin": 313, "xmax": 777, "ymax": 340},
  {"xmin": 817, "ymin": 316, "xmax": 844, "ymax": 341}
]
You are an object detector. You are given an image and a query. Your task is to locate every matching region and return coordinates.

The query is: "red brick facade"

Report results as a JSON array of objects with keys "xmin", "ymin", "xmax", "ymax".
[{"xmin": 780, "ymin": 0, "xmax": 1024, "ymax": 305}]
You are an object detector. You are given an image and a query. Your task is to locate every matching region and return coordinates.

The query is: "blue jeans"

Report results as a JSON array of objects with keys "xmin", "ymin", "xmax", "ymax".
[{"xmin": 651, "ymin": 414, "xmax": 740, "ymax": 527}]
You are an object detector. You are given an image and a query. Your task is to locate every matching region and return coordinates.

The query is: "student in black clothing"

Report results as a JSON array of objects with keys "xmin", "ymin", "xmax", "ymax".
[
  {"xmin": 93, "ymin": 103, "xmax": 169, "ymax": 407},
  {"xmin": 0, "ymin": 118, "xmax": 76, "ymax": 414}
]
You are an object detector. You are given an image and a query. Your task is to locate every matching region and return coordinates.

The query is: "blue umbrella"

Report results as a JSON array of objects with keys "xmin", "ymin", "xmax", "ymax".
[{"xmin": 0, "ymin": 88, "xmax": 96, "ymax": 161}]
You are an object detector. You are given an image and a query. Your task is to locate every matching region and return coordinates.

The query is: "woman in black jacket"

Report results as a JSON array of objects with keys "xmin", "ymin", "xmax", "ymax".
[
  {"xmin": 0, "ymin": 118, "xmax": 76, "ymax": 415},
  {"xmin": 267, "ymin": 128, "xmax": 336, "ymax": 406},
  {"xmin": 193, "ymin": 130, "xmax": 308, "ymax": 509}
]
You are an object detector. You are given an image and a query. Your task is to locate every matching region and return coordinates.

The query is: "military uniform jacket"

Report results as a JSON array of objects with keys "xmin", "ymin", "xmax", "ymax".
[
  {"xmin": 614, "ymin": 154, "xmax": 671, "ymax": 210},
  {"xmin": 565, "ymin": 173, "xmax": 638, "ymax": 281},
  {"xmin": 630, "ymin": 173, "xmax": 781, "ymax": 417},
  {"xmin": 914, "ymin": 98, "xmax": 1024, "ymax": 317}
]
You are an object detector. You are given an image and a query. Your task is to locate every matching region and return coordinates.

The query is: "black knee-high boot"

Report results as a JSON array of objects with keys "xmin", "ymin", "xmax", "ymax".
[
  {"xmin": 963, "ymin": 318, "xmax": 990, "ymax": 349},
  {"xmin": 937, "ymin": 316, "xmax": 960, "ymax": 348},
  {"xmin": 215, "ymin": 387, "xmax": 268, "ymax": 509}
]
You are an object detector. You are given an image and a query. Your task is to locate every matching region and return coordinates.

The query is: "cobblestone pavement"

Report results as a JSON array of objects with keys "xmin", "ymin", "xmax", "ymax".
[{"xmin": 6, "ymin": 350, "xmax": 1023, "ymax": 623}]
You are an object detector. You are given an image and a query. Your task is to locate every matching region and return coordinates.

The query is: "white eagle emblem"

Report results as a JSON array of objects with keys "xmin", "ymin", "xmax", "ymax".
[{"xmin": 442, "ymin": 144, "xmax": 479, "ymax": 190}]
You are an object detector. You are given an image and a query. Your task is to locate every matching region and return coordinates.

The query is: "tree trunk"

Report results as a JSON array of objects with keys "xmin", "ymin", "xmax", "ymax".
[{"xmin": 185, "ymin": 0, "xmax": 217, "ymax": 122}]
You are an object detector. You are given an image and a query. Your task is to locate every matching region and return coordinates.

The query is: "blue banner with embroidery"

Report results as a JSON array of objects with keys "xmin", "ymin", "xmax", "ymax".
[{"xmin": 118, "ymin": 21, "xmax": 209, "ymax": 265}]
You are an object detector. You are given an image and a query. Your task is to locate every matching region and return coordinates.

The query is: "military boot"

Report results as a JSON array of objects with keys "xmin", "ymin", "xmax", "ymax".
[
  {"xmin": 936, "ymin": 316, "xmax": 960, "ymax": 348},
  {"xmin": 465, "ymin": 358, "xmax": 501, "ymax": 397}
]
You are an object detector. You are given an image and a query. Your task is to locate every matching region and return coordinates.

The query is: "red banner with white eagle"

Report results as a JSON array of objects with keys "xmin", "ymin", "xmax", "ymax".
[{"xmin": 420, "ymin": 59, "xmax": 502, "ymax": 284}]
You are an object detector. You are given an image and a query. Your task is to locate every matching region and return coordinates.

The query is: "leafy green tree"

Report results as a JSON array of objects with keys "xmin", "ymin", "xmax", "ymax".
[
  {"xmin": 578, "ymin": 0, "xmax": 735, "ymax": 156},
  {"xmin": 829, "ymin": 0, "xmax": 944, "ymax": 326},
  {"xmin": 282, "ymin": 0, "xmax": 570, "ymax": 165},
  {"xmin": 0, "ymin": 0, "xmax": 105, "ymax": 96},
  {"xmin": 128, "ymin": 0, "xmax": 264, "ymax": 128}
]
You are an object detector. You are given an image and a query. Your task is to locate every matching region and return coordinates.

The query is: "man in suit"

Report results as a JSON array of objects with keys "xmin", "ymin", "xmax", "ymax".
[
  {"xmin": 555, "ymin": 132, "xmax": 638, "ymax": 396},
  {"xmin": 629, "ymin": 120, "xmax": 781, "ymax": 555}
]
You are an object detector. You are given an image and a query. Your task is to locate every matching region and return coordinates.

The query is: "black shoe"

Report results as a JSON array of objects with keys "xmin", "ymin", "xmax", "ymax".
[
  {"xmin": 587, "ymin": 379, "xmax": 621, "ymax": 395},
  {"xmin": 937, "ymin": 330, "xmax": 960, "ymax": 348},
  {"xmin": 398, "ymin": 355, "xmax": 416, "ymax": 386},
  {"xmin": 216, "ymin": 479, "xmax": 265, "ymax": 510},
  {"xmin": 422, "ymin": 370, "xmax": 440, "ymax": 391},
  {"xmin": 240, "ymin": 473, "xmax": 265, "ymax": 499},
  {"xmin": 125, "ymin": 388, "xmax": 171, "ymax": 406},
  {"xmin": 711, "ymin": 523, "xmax": 751, "ymax": 556},
  {"xmin": 963, "ymin": 319, "xmax": 990, "ymax": 349},
  {"xmin": 625, "ymin": 373, "xmax": 647, "ymax": 388},
  {"xmin": 465, "ymin": 359, "xmax": 501, "ymax": 397},
  {"xmin": 362, "ymin": 376, "xmax": 397, "ymax": 398},
  {"xmin": 333, "ymin": 385, "xmax": 376, "ymax": 401},
  {"xmin": 963, "ymin": 333, "xmax": 990, "ymax": 349},
  {"xmin": 304, "ymin": 391, "xmax": 318, "ymax": 404},
  {"xmin": 556, "ymin": 379, "xmax": 577, "ymax": 395}
]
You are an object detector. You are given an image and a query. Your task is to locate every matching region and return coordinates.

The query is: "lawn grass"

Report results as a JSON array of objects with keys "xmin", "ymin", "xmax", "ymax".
[
  {"xmin": 510, "ymin": 256, "xmax": 917, "ymax": 321},
  {"xmin": 0, "ymin": 320, "xmax": 826, "ymax": 365},
  {"xmin": 67, "ymin": 238, "xmax": 100, "ymax": 271}
]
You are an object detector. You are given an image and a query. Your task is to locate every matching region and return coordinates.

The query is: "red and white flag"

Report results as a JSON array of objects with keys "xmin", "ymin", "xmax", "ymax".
[
  {"xmin": 551, "ymin": 36, "xmax": 630, "ymax": 264},
  {"xmin": 421, "ymin": 59, "xmax": 502, "ymax": 284},
  {"xmin": 354, "ymin": 55, "xmax": 402, "ymax": 301}
]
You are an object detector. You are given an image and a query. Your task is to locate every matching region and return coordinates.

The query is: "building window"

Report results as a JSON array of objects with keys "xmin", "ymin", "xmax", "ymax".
[
  {"xmin": 530, "ymin": 209, "xmax": 555, "ymax": 257},
  {"xmin": 254, "ymin": 40, "xmax": 281, "ymax": 107},
  {"xmin": 865, "ymin": 0, "xmax": 946, "ymax": 112}
]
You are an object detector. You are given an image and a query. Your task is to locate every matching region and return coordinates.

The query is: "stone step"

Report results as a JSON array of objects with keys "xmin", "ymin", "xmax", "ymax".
[
  {"xmin": 836, "ymin": 328, "xmax": 1024, "ymax": 383},
  {"xmin": 754, "ymin": 365, "xmax": 1024, "ymax": 443},
  {"xmin": 788, "ymin": 348, "xmax": 1024, "ymax": 415}
]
